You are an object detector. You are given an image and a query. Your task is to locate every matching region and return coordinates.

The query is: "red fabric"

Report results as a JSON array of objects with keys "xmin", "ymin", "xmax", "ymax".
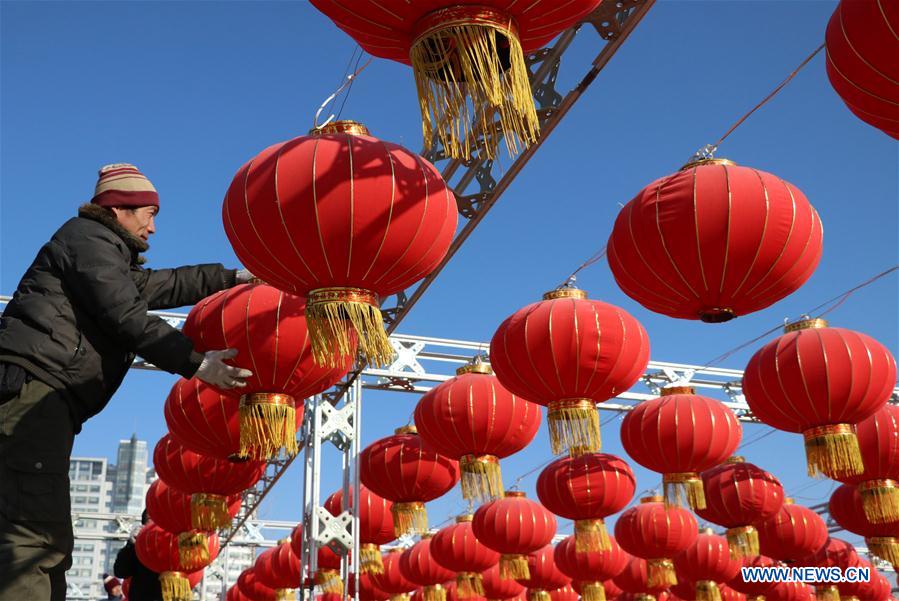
[
  {"xmin": 620, "ymin": 392, "xmax": 742, "ymax": 475},
  {"xmin": 549, "ymin": 584, "xmax": 580, "ymax": 601},
  {"xmin": 553, "ymin": 534, "xmax": 630, "ymax": 582},
  {"xmin": 743, "ymin": 325, "xmax": 896, "ymax": 433},
  {"xmin": 237, "ymin": 569, "xmax": 278, "ymax": 601},
  {"xmin": 145, "ymin": 479, "xmax": 240, "ymax": 534},
  {"xmin": 371, "ymin": 551, "xmax": 418, "ymax": 595},
  {"xmin": 431, "ymin": 519, "xmax": 500, "ymax": 573},
  {"xmin": 360, "ymin": 429, "xmax": 459, "ymax": 505},
  {"xmin": 164, "ymin": 378, "xmax": 243, "ymax": 460},
  {"xmin": 797, "ymin": 537, "xmax": 859, "ymax": 568},
  {"xmin": 614, "ymin": 500, "xmax": 698, "ymax": 560},
  {"xmin": 720, "ymin": 586, "xmax": 747, "ymax": 601},
  {"xmin": 472, "ymin": 493, "xmax": 557, "ymax": 556},
  {"xmin": 153, "ymin": 434, "xmax": 266, "ymax": 497},
  {"xmin": 838, "ymin": 561, "xmax": 891, "ymax": 601},
  {"xmin": 767, "ymin": 581, "xmax": 814, "ymax": 601},
  {"xmin": 222, "ymin": 131, "xmax": 457, "ymax": 298},
  {"xmin": 481, "ymin": 563, "xmax": 525, "ymax": 599},
  {"xmin": 226, "ymin": 587, "xmax": 254, "ymax": 601},
  {"xmin": 514, "ymin": 545, "xmax": 570, "ymax": 591},
  {"xmin": 727, "ymin": 556, "xmax": 779, "ymax": 597},
  {"xmin": 669, "ymin": 580, "xmax": 696, "ymax": 601},
  {"xmin": 601, "ymin": 580, "xmax": 624, "ymax": 599},
  {"xmin": 829, "ymin": 484, "xmax": 899, "ymax": 538},
  {"xmin": 825, "ymin": 0, "xmax": 899, "ymax": 139},
  {"xmin": 536, "ymin": 453, "xmax": 635, "ymax": 521},
  {"xmin": 324, "ymin": 485, "xmax": 396, "ymax": 546},
  {"xmin": 184, "ymin": 283, "xmax": 352, "ymax": 399},
  {"xmin": 490, "ymin": 295, "xmax": 650, "ymax": 407},
  {"xmin": 613, "ymin": 557, "xmax": 667, "ymax": 595},
  {"xmin": 258, "ymin": 543, "xmax": 303, "ymax": 590},
  {"xmin": 672, "ymin": 533, "xmax": 741, "ymax": 585},
  {"xmin": 695, "ymin": 461, "xmax": 784, "ymax": 528},
  {"xmin": 287, "ymin": 523, "xmax": 342, "ymax": 570},
  {"xmin": 134, "ymin": 522, "xmax": 219, "ymax": 573},
  {"xmin": 400, "ymin": 538, "xmax": 456, "ymax": 586},
  {"xmin": 414, "ymin": 371, "xmax": 541, "ymax": 460},
  {"xmin": 756, "ymin": 502, "xmax": 828, "ymax": 561},
  {"xmin": 308, "ymin": 0, "xmax": 600, "ymax": 63},
  {"xmin": 839, "ymin": 404, "xmax": 899, "ymax": 485},
  {"xmin": 348, "ymin": 573, "xmax": 393, "ymax": 601},
  {"xmin": 92, "ymin": 189, "xmax": 159, "ymax": 208},
  {"xmin": 607, "ymin": 162, "xmax": 823, "ymax": 321}
]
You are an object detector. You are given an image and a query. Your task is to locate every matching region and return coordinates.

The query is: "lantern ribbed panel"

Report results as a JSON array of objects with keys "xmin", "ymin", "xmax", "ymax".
[
  {"xmin": 549, "ymin": 584, "xmax": 580, "ymax": 601},
  {"xmin": 613, "ymin": 557, "xmax": 667, "ymax": 595},
  {"xmin": 614, "ymin": 501, "xmax": 698, "ymax": 561},
  {"xmin": 401, "ymin": 539, "xmax": 456, "ymax": 587},
  {"xmin": 767, "ymin": 581, "xmax": 814, "ymax": 601},
  {"xmin": 514, "ymin": 545, "xmax": 570, "ymax": 592},
  {"xmin": 237, "ymin": 569, "xmax": 278, "ymax": 601},
  {"xmin": 481, "ymin": 563, "xmax": 526, "ymax": 600},
  {"xmin": 829, "ymin": 484, "xmax": 899, "ymax": 566},
  {"xmin": 153, "ymin": 434, "xmax": 266, "ymax": 497},
  {"xmin": 797, "ymin": 537, "xmax": 859, "ymax": 568},
  {"xmin": 554, "ymin": 534, "xmax": 630, "ymax": 582},
  {"xmin": 672, "ymin": 533, "xmax": 741, "ymax": 586},
  {"xmin": 371, "ymin": 551, "xmax": 418, "ymax": 595},
  {"xmin": 145, "ymin": 479, "xmax": 241, "ymax": 534},
  {"xmin": 431, "ymin": 520, "xmax": 500, "ymax": 573},
  {"xmin": 325, "ymin": 486, "xmax": 396, "ymax": 546},
  {"xmin": 726, "ymin": 556, "xmax": 779, "ymax": 597},
  {"xmin": 756, "ymin": 502, "xmax": 828, "ymax": 561},
  {"xmin": 164, "ymin": 378, "xmax": 243, "ymax": 460},
  {"xmin": 135, "ymin": 522, "xmax": 219, "ymax": 574},
  {"xmin": 473, "ymin": 494, "xmax": 557, "ymax": 556},
  {"xmin": 536, "ymin": 453, "xmax": 635, "ymax": 522}
]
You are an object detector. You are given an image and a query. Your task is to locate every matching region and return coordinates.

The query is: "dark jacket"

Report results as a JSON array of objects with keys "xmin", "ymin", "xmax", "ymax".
[
  {"xmin": 0, "ymin": 204, "xmax": 236, "ymax": 427},
  {"xmin": 113, "ymin": 540, "xmax": 162, "ymax": 601}
]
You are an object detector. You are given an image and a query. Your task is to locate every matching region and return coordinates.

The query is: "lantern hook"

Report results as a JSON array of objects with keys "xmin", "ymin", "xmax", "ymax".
[
  {"xmin": 689, "ymin": 143, "xmax": 718, "ymax": 163},
  {"xmin": 313, "ymin": 56, "xmax": 373, "ymax": 130}
]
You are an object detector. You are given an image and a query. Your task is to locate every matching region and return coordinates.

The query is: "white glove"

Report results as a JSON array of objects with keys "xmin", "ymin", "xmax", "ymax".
[
  {"xmin": 195, "ymin": 349, "xmax": 253, "ymax": 389},
  {"xmin": 235, "ymin": 269, "xmax": 255, "ymax": 284}
]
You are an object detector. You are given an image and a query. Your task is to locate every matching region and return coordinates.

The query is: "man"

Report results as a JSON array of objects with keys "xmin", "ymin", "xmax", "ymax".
[
  {"xmin": 101, "ymin": 574, "xmax": 123, "ymax": 601},
  {"xmin": 0, "ymin": 163, "xmax": 253, "ymax": 601},
  {"xmin": 113, "ymin": 510, "xmax": 159, "ymax": 601}
]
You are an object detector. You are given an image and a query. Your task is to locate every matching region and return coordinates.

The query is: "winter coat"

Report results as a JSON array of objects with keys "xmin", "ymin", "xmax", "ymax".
[
  {"xmin": 113, "ymin": 540, "xmax": 162, "ymax": 601},
  {"xmin": 0, "ymin": 203, "xmax": 236, "ymax": 427}
]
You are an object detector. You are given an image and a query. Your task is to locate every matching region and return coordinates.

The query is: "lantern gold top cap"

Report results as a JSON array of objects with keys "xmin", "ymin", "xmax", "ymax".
[
  {"xmin": 543, "ymin": 287, "xmax": 587, "ymax": 301},
  {"xmin": 784, "ymin": 318, "xmax": 829, "ymax": 333},
  {"xmin": 395, "ymin": 425, "xmax": 418, "ymax": 436},
  {"xmin": 456, "ymin": 514, "xmax": 474, "ymax": 523},
  {"xmin": 310, "ymin": 120, "xmax": 371, "ymax": 137},
  {"xmin": 784, "ymin": 497, "xmax": 794, "ymax": 505},
  {"xmin": 640, "ymin": 495, "xmax": 664, "ymax": 504},
  {"xmin": 505, "ymin": 491, "xmax": 526, "ymax": 498},
  {"xmin": 700, "ymin": 527, "xmax": 715, "ymax": 535},
  {"xmin": 661, "ymin": 386, "xmax": 695, "ymax": 396},
  {"xmin": 680, "ymin": 157, "xmax": 737, "ymax": 171},
  {"xmin": 725, "ymin": 456, "xmax": 745, "ymax": 464},
  {"xmin": 457, "ymin": 362, "xmax": 493, "ymax": 376},
  {"xmin": 277, "ymin": 537, "xmax": 291, "ymax": 546}
]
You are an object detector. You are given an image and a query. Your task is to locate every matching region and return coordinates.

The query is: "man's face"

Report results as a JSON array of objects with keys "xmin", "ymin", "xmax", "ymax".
[
  {"xmin": 112, "ymin": 206, "xmax": 158, "ymax": 241},
  {"xmin": 111, "ymin": 584, "xmax": 123, "ymax": 596}
]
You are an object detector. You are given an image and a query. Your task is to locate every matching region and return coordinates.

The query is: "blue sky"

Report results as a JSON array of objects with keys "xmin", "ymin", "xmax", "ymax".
[{"xmin": 2, "ymin": 1, "xmax": 897, "ymax": 555}]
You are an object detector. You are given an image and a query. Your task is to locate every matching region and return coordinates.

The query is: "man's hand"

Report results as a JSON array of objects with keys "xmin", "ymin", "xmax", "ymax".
[
  {"xmin": 235, "ymin": 269, "xmax": 255, "ymax": 285},
  {"xmin": 196, "ymin": 348, "xmax": 253, "ymax": 389}
]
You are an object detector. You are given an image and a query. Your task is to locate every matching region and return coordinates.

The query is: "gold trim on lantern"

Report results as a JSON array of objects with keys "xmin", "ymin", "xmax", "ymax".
[
  {"xmin": 784, "ymin": 318, "xmax": 829, "ymax": 333},
  {"xmin": 160, "ymin": 571, "xmax": 191, "ymax": 601},
  {"xmin": 395, "ymin": 425, "xmax": 418, "ymax": 436},
  {"xmin": 310, "ymin": 120, "xmax": 371, "ymax": 137},
  {"xmin": 725, "ymin": 456, "xmax": 745, "ymax": 464},
  {"xmin": 547, "ymin": 398, "xmax": 600, "ymax": 456},
  {"xmin": 634, "ymin": 595, "xmax": 656, "ymax": 601},
  {"xmin": 543, "ymin": 288, "xmax": 588, "ymax": 301},
  {"xmin": 680, "ymin": 158, "xmax": 738, "ymax": 170},
  {"xmin": 391, "ymin": 501, "xmax": 428, "ymax": 536},
  {"xmin": 640, "ymin": 495, "xmax": 664, "ymax": 503},
  {"xmin": 456, "ymin": 363, "xmax": 494, "ymax": 376},
  {"xmin": 392, "ymin": 595, "xmax": 411, "ymax": 601},
  {"xmin": 815, "ymin": 585, "xmax": 840, "ymax": 601},
  {"xmin": 316, "ymin": 569, "xmax": 344, "ymax": 594},
  {"xmin": 456, "ymin": 513, "xmax": 475, "ymax": 523},
  {"xmin": 858, "ymin": 479, "xmax": 899, "ymax": 524},
  {"xmin": 866, "ymin": 536, "xmax": 899, "ymax": 566},
  {"xmin": 276, "ymin": 589, "xmax": 295, "ymax": 601},
  {"xmin": 528, "ymin": 591, "xmax": 551, "ymax": 601},
  {"xmin": 580, "ymin": 582, "xmax": 606, "ymax": 601},
  {"xmin": 647, "ymin": 558, "xmax": 677, "ymax": 588},
  {"xmin": 177, "ymin": 532, "xmax": 210, "ymax": 570},
  {"xmin": 660, "ymin": 386, "xmax": 696, "ymax": 396},
  {"xmin": 696, "ymin": 580, "xmax": 722, "ymax": 601},
  {"xmin": 424, "ymin": 583, "xmax": 447, "ymax": 601},
  {"xmin": 663, "ymin": 472, "xmax": 706, "ymax": 510},
  {"xmin": 306, "ymin": 286, "xmax": 393, "ymax": 368},
  {"xmin": 574, "ymin": 518, "xmax": 611, "ymax": 552},
  {"xmin": 505, "ymin": 490, "xmax": 526, "ymax": 498},
  {"xmin": 803, "ymin": 424, "xmax": 864, "ymax": 478},
  {"xmin": 361, "ymin": 543, "xmax": 384, "ymax": 574},
  {"xmin": 726, "ymin": 526, "xmax": 760, "ymax": 559},
  {"xmin": 239, "ymin": 392, "xmax": 298, "ymax": 460},
  {"xmin": 500, "ymin": 553, "xmax": 530, "ymax": 579},
  {"xmin": 460, "ymin": 453, "xmax": 504, "ymax": 502},
  {"xmin": 190, "ymin": 493, "xmax": 232, "ymax": 531},
  {"xmin": 456, "ymin": 572, "xmax": 485, "ymax": 598},
  {"xmin": 784, "ymin": 498, "xmax": 794, "ymax": 504}
]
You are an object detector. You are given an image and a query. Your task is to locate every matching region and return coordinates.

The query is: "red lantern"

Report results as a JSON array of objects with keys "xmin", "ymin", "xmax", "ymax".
[
  {"xmin": 838, "ymin": 560, "xmax": 891, "ymax": 601},
  {"xmin": 514, "ymin": 545, "xmax": 570, "ymax": 601},
  {"xmin": 360, "ymin": 426, "xmax": 459, "ymax": 535},
  {"xmin": 481, "ymin": 563, "xmax": 525, "ymax": 601},
  {"xmin": 473, "ymin": 491, "xmax": 557, "ymax": 580},
  {"xmin": 222, "ymin": 123, "xmax": 457, "ymax": 367},
  {"xmin": 414, "ymin": 361, "xmax": 541, "ymax": 502},
  {"xmin": 613, "ymin": 557, "xmax": 668, "ymax": 597},
  {"xmin": 371, "ymin": 549, "xmax": 419, "ymax": 600},
  {"xmin": 164, "ymin": 378, "xmax": 244, "ymax": 461},
  {"xmin": 184, "ymin": 283, "xmax": 351, "ymax": 459},
  {"xmin": 756, "ymin": 499, "xmax": 828, "ymax": 562},
  {"xmin": 308, "ymin": 2, "xmax": 601, "ymax": 159},
  {"xmin": 237, "ymin": 568, "xmax": 279, "ymax": 601},
  {"xmin": 401, "ymin": 536, "xmax": 457, "ymax": 601},
  {"xmin": 620, "ymin": 386, "xmax": 742, "ymax": 509},
  {"xmin": 432, "ymin": 515, "xmax": 501, "ymax": 598},
  {"xmin": 797, "ymin": 537, "xmax": 860, "ymax": 601},
  {"xmin": 695, "ymin": 458, "xmax": 785, "ymax": 558},
  {"xmin": 357, "ymin": 573, "xmax": 394, "ymax": 601},
  {"xmin": 768, "ymin": 582, "xmax": 815, "ymax": 601},
  {"xmin": 825, "ymin": 0, "xmax": 899, "ymax": 139},
  {"xmin": 135, "ymin": 522, "xmax": 217, "ymax": 601},
  {"xmin": 153, "ymin": 434, "xmax": 266, "ymax": 531},
  {"xmin": 254, "ymin": 546, "xmax": 294, "ymax": 597},
  {"xmin": 447, "ymin": 581, "xmax": 485, "ymax": 601},
  {"xmin": 271, "ymin": 542, "xmax": 304, "ymax": 591},
  {"xmin": 325, "ymin": 485, "xmax": 396, "ymax": 574},
  {"xmin": 614, "ymin": 496, "xmax": 699, "ymax": 588},
  {"xmin": 829, "ymin": 483, "xmax": 899, "ymax": 566},
  {"xmin": 607, "ymin": 159, "xmax": 823, "ymax": 323},
  {"xmin": 672, "ymin": 532, "xmax": 741, "ymax": 601},
  {"xmin": 549, "ymin": 584, "xmax": 580, "ymax": 601},
  {"xmin": 490, "ymin": 287, "xmax": 650, "ymax": 455},
  {"xmin": 145, "ymin": 479, "xmax": 241, "ymax": 534},
  {"xmin": 537, "ymin": 452, "xmax": 635, "ymax": 551},
  {"xmin": 726, "ymin": 556, "xmax": 779, "ymax": 599},
  {"xmin": 742, "ymin": 319, "xmax": 896, "ymax": 478},
  {"xmin": 289, "ymin": 524, "xmax": 345, "ymax": 594},
  {"xmin": 835, "ymin": 404, "xmax": 899, "ymax": 524},
  {"xmin": 554, "ymin": 534, "xmax": 630, "ymax": 601}
]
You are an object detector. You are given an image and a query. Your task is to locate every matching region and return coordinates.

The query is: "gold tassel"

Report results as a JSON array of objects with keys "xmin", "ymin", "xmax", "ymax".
[
  {"xmin": 277, "ymin": 590, "xmax": 296, "ymax": 601},
  {"xmin": 575, "ymin": 518, "xmax": 611, "ymax": 552},
  {"xmin": 696, "ymin": 581, "xmax": 721, "ymax": 601},
  {"xmin": 547, "ymin": 399, "xmax": 601, "ymax": 456},
  {"xmin": 634, "ymin": 596, "xmax": 656, "ymax": 601},
  {"xmin": 239, "ymin": 393, "xmax": 298, "ymax": 460},
  {"xmin": 858, "ymin": 480, "xmax": 899, "ymax": 524},
  {"xmin": 425, "ymin": 584, "xmax": 448, "ymax": 601},
  {"xmin": 361, "ymin": 543, "xmax": 384, "ymax": 574},
  {"xmin": 867, "ymin": 537, "xmax": 899, "ymax": 566},
  {"xmin": 726, "ymin": 526, "xmax": 760, "ymax": 559},
  {"xmin": 392, "ymin": 596, "xmax": 411, "ymax": 601},
  {"xmin": 528, "ymin": 591, "xmax": 552, "ymax": 601},
  {"xmin": 160, "ymin": 571, "xmax": 192, "ymax": 601},
  {"xmin": 456, "ymin": 573, "xmax": 485, "ymax": 598},
  {"xmin": 391, "ymin": 502, "xmax": 428, "ymax": 537},
  {"xmin": 646, "ymin": 559, "xmax": 677, "ymax": 588},
  {"xmin": 306, "ymin": 287, "xmax": 392, "ymax": 368},
  {"xmin": 460, "ymin": 454, "xmax": 504, "ymax": 502},
  {"xmin": 580, "ymin": 582, "xmax": 607, "ymax": 601},
  {"xmin": 316, "ymin": 569, "xmax": 344, "ymax": 594},
  {"xmin": 408, "ymin": 6, "xmax": 540, "ymax": 160},
  {"xmin": 177, "ymin": 532, "xmax": 210, "ymax": 570},
  {"xmin": 803, "ymin": 425, "xmax": 864, "ymax": 479},
  {"xmin": 500, "ymin": 554, "xmax": 530, "ymax": 579},
  {"xmin": 190, "ymin": 493, "xmax": 232, "ymax": 530},
  {"xmin": 816, "ymin": 585, "xmax": 840, "ymax": 601},
  {"xmin": 663, "ymin": 473, "xmax": 706, "ymax": 510}
]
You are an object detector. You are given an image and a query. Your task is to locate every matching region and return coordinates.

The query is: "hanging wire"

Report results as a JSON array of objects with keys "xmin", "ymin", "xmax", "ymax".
[
  {"xmin": 312, "ymin": 54, "xmax": 373, "ymax": 130},
  {"xmin": 336, "ymin": 49, "xmax": 365, "ymax": 122},
  {"xmin": 558, "ymin": 246, "xmax": 608, "ymax": 288},
  {"xmin": 737, "ymin": 428, "xmax": 778, "ymax": 450}
]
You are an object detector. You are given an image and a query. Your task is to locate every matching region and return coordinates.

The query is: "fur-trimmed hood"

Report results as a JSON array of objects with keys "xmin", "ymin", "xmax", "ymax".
[{"xmin": 78, "ymin": 203, "xmax": 148, "ymax": 264}]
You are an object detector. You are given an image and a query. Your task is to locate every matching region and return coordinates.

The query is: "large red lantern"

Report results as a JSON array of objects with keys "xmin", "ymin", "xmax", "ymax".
[
  {"xmin": 613, "ymin": 557, "xmax": 668, "ymax": 598},
  {"xmin": 695, "ymin": 458, "xmax": 784, "ymax": 559},
  {"xmin": 726, "ymin": 556, "xmax": 779, "ymax": 599},
  {"xmin": 289, "ymin": 523, "xmax": 345, "ymax": 594},
  {"xmin": 237, "ymin": 569, "xmax": 279, "ymax": 601},
  {"xmin": 838, "ymin": 559, "xmax": 892, "ymax": 601},
  {"xmin": 742, "ymin": 319, "xmax": 896, "ymax": 478},
  {"xmin": 414, "ymin": 360, "xmax": 541, "ymax": 502},
  {"xmin": 135, "ymin": 522, "xmax": 217, "ymax": 601},
  {"xmin": 164, "ymin": 378, "xmax": 243, "ymax": 461},
  {"xmin": 481, "ymin": 563, "xmax": 525, "ymax": 601},
  {"xmin": 308, "ymin": 2, "xmax": 601, "ymax": 160},
  {"xmin": 222, "ymin": 122, "xmax": 457, "ymax": 367},
  {"xmin": 829, "ymin": 483, "xmax": 899, "ymax": 566},
  {"xmin": 431, "ymin": 515, "xmax": 501, "ymax": 598},
  {"xmin": 614, "ymin": 496, "xmax": 699, "ymax": 588},
  {"xmin": 360, "ymin": 426, "xmax": 459, "ymax": 535},
  {"xmin": 554, "ymin": 534, "xmax": 630, "ymax": 601},
  {"xmin": 620, "ymin": 386, "xmax": 742, "ymax": 509},
  {"xmin": 514, "ymin": 545, "xmax": 570, "ymax": 601},
  {"xmin": 768, "ymin": 582, "xmax": 814, "ymax": 601},
  {"xmin": 325, "ymin": 485, "xmax": 396, "ymax": 574},
  {"xmin": 145, "ymin": 479, "xmax": 241, "ymax": 535},
  {"xmin": 797, "ymin": 537, "xmax": 860, "ymax": 601},
  {"xmin": 825, "ymin": 0, "xmax": 899, "ymax": 139},
  {"xmin": 537, "ymin": 452, "xmax": 635, "ymax": 551},
  {"xmin": 548, "ymin": 584, "xmax": 579, "ymax": 601},
  {"xmin": 835, "ymin": 404, "xmax": 899, "ymax": 524},
  {"xmin": 756, "ymin": 499, "xmax": 828, "ymax": 562},
  {"xmin": 153, "ymin": 434, "xmax": 266, "ymax": 531},
  {"xmin": 606, "ymin": 159, "xmax": 823, "ymax": 323},
  {"xmin": 184, "ymin": 283, "xmax": 352, "ymax": 458},
  {"xmin": 401, "ymin": 536, "xmax": 457, "ymax": 601},
  {"xmin": 473, "ymin": 491, "xmax": 557, "ymax": 580},
  {"xmin": 356, "ymin": 573, "xmax": 395, "ymax": 601},
  {"xmin": 254, "ymin": 545, "xmax": 298, "ymax": 598},
  {"xmin": 672, "ymin": 532, "xmax": 741, "ymax": 601},
  {"xmin": 490, "ymin": 287, "xmax": 650, "ymax": 455},
  {"xmin": 371, "ymin": 549, "xmax": 419, "ymax": 601}
]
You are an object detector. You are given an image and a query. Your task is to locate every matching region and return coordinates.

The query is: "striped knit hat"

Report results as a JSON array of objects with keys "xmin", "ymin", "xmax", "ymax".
[{"xmin": 91, "ymin": 163, "xmax": 159, "ymax": 208}]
